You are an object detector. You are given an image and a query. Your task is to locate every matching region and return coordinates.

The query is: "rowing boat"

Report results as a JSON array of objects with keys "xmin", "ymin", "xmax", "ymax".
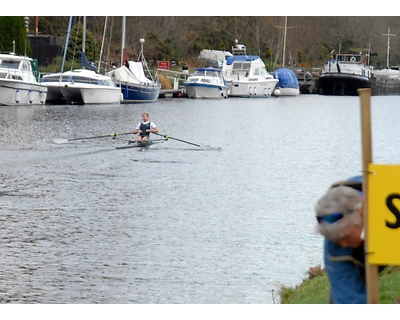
[{"xmin": 115, "ymin": 139, "xmax": 167, "ymax": 150}]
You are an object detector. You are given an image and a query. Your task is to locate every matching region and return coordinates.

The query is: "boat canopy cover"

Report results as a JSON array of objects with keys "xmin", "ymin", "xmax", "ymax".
[
  {"xmin": 109, "ymin": 62, "xmax": 153, "ymax": 84},
  {"xmin": 225, "ymin": 55, "xmax": 260, "ymax": 65},
  {"xmin": 271, "ymin": 68, "xmax": 299, "ymax": 89}
]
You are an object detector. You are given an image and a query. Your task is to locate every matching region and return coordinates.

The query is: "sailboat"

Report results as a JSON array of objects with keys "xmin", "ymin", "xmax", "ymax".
[
  {"xmin": 42, "ymin": 16, "xmax": 122, "ymax": 104},
  {"xmin": 107, "ymin": 17, "xmax": 161, "ymax": 103}
]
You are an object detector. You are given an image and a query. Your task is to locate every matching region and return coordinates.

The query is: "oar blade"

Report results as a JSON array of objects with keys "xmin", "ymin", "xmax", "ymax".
[{"xmin": 52, "ymin": 138, "xmax": 69, "ymax": 144}]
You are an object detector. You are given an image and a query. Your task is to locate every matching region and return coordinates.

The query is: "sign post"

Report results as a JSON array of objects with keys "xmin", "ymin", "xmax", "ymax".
[{"xmin": 357, "ymin": 88, "xmax": 379, "ymax": 303}]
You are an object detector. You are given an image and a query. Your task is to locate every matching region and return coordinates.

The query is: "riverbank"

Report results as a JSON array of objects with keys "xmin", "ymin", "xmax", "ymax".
[{"xmin": 279, "ymin": 265, "xmax": 400, "ymax": 304}]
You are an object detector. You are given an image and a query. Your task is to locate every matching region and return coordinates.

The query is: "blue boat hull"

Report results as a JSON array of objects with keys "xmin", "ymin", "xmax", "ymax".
[{"xmin": 118, "ymin": 83, "xmax": 161, "ymax": 103}]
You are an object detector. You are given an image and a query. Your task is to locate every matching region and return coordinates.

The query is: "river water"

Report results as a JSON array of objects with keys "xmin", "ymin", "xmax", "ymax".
[{"xmin": 1, "ymin": 94, "xmax": 399, "ymax": 305}]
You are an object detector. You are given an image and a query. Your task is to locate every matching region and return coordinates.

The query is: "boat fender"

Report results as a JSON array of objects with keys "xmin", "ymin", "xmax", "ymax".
[
  {"xmin": 15, "ymin": 89, "xmax": 20, "ymax": 104},
  {"xmin": 28, "ymin": 89, "xmax": 33, "ymax": 104},
  {"xmin": 39, "ymin": 90, "xmax": 46, "ymax": 104}
]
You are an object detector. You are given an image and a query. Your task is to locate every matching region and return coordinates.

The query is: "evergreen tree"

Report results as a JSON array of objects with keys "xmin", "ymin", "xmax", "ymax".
[
  {"xmin": 0, "ymin": 16, "xmax": 31, "ymax": 56},
  {"xmin": 66, "ymin": 21, "xmax": 98, "ymax": 67}
]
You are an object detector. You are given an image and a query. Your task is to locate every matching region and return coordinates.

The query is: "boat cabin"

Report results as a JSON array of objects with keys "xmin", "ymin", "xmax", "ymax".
[
  {"xmin": 187, "ymin": 67, "xmax": 225, "ymax": 85},
  {"xmin": 0, "ymin": 53, "xmax": 38, "ymax": 83},
  {"xmin": 321, "ymin": 53, "xmax": 373, "ymax": 77},
  {"xmin": 335, "ymin": 53, "xmax": 366, "ymax": 64}
]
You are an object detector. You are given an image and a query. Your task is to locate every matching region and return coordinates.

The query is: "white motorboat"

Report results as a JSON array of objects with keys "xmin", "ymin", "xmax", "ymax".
[
  {"xmin": 221, "ymin": 41, "xmax": 278, "ymax": 98},
  {"xmin": 0, "ymin": 52, "xmax": 47, "ymax": 106},
  {"xmin": 184, "ymin": 67, "xmax": 229, "ymax": 99}
]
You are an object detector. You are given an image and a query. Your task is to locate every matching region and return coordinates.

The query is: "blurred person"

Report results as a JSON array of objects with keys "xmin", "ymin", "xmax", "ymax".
[{"xmin": 315, "ymin": 176, "xmax": 367, "ymax": 303}]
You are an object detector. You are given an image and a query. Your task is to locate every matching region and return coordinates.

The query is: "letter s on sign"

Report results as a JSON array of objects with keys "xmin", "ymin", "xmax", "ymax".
[{"xmin": 386, "ymin": 194, "xmax": 400, "ymax": 229}]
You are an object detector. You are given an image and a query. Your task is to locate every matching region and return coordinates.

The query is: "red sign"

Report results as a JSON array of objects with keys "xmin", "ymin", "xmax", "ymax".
[{"xmin": 158, "ymin": 61, "xmax": 170, "ymax": 70}]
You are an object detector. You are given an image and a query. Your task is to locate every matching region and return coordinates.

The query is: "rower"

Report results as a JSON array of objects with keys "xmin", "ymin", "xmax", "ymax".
[{"xmin": 133, "ymin": 112, "xmax": 158, "ymax": 142}]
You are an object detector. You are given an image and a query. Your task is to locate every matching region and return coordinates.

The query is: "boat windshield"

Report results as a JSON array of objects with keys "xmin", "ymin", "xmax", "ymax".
[
  {"xmin": 254, "ymin": 67, "xmax": 267, "ymax": 76},
  {"xmin": 0, "ymin": 60, "xmax": 20, "ymax": 69},
  {"xmin": 193, "ymin": 70, "xmax": 206, "ymax": 77},
  {"xmin": 206, "ymin": 71, "xmax": 219, "ymax": 77}
]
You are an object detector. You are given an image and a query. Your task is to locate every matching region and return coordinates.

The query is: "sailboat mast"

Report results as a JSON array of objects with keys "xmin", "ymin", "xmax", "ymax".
[
  {"xmin": 82, "ymin": 16, "xmax": 86, "ymax": 54},
  {"xmin": 283, "ymin": 16, "xmax": 287, "ymax": 68},
  {"xmin": 61, "ymin": 16, "xmax": 73, "ymax": 75},
  {"xmin": 383, "ymin": 27, "xmax": 395, "ymax": 68},
  {"xmin": 98, "ymin": 16, "xmax": 108, "ymax": 73},
  {"xmin": 121, "ymin": 16, "xmax": 126, "ymax": 66}
]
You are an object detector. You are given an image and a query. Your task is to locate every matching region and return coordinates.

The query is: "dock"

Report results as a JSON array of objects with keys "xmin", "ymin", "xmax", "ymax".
[
  {"xmin": 157, "ymin": 68, "xmax": 188, "ymax": 98},
  {"xmin": 159, "ymin": 88, "xmax": 185, "ymax": 98},
  {"xmin": 297, "ymin": 68, "xmax": 322, "ymax": 94}
]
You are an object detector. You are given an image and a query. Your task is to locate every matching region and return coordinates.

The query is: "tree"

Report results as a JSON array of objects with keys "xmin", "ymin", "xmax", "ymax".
[
  {"xmin": 66, "ymin": 20, "xmax": 98, "ymax": 67},
  {"xmin": 0, "ymin": 16, "xmax": 31, "ymax": 56}
]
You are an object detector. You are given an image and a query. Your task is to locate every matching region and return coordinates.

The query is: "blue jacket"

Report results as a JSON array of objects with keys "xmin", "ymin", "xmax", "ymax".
[{"xmin": 324, "ymin": 238, "xmax": 366, "ymax": 303}]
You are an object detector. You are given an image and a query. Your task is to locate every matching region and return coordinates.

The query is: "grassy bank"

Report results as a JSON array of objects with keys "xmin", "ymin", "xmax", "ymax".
[{"xmin": 279, "ymin": 265, "xmax": 400, "ymax": 304}]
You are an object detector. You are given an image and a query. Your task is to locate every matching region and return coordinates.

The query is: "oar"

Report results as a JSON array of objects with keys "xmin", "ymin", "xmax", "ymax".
[
  {"xmin": 153, "ymin": 132, "xmax": 202, "ymax": 147},
  {"xmin": 53, "ymin": 132, "xmax": 135, "ymax": 144}
]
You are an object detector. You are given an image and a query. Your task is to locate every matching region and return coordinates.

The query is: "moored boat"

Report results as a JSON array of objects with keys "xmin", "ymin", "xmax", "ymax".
[
  {"xmin": 372, "ymin": 68, "xmax": 400, "ymax": 95},
  {"xmin": 42, "ymin": 67, "xmax": 122, "ymax": 104},
  {"xmin": 42, "ymin": 16, "xmax": 122, "ymax": 105},
  {"xmin": 317, "ymin": 53, "xmax": 400, "ymax": 96},
  {"xmin": 108, "ymin": 18, "xmax": 161, "ymax": 103},
  {"xmin": 271, "ymin": 68, "xmax": 300, "ymax": 96},
  {"xmin": 183, "ymin": 67, "xmax": 229, "ymax": 99},
  {"xmin": 0, "ymin": 52, "xmax": 47, "ymax": 106},
  {"xmin": 221, "ymin": 41, "xmax": 278, "ymax": 98},
  {"xmin": 316, "ymin": 53, "xmax": 373, "ymax": 96}
]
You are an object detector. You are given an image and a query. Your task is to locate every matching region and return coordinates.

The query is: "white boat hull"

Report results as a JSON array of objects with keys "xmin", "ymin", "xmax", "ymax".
[
  {"xmin": 57, "ymin": 84, "xmax": 122, "ymax": 104},
  {"xmin": 43, "ymin": 69, "xmax": 122, "ymax": 104},
  {"xmin": 0, "ymin": 80, "xmax": 47, "ymax": 106},
  {"xmin": 80, "ymin": 86, "xmax": 122, "ymax": 104},
  {"xmin": 278, "ymin": 87, "xmax": 300, "ymax": 96},
  {"xmin": 227, "ymin": 79, "xmax": 278, "ymax": 98},
  {"xmin": 185, "ymin": 83, "xmax": 228, "ymax": 99}
]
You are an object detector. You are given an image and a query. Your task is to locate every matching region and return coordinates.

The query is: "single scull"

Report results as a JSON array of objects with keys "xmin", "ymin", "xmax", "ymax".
[{"xmin": 115, "ymin": 139, "xmax": 167, "ymax": 150}]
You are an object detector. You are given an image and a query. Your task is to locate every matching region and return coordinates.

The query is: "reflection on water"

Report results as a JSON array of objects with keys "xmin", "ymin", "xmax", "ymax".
[{"xmin": 1, "ymin": 95, "xmax": 399, "ymax": 303}]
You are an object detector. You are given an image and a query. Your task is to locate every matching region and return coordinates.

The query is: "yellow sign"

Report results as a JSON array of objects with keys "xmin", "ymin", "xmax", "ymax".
[{"xmin": 368, "ymin": 163, "xmax": 400, "ymax": 265}]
